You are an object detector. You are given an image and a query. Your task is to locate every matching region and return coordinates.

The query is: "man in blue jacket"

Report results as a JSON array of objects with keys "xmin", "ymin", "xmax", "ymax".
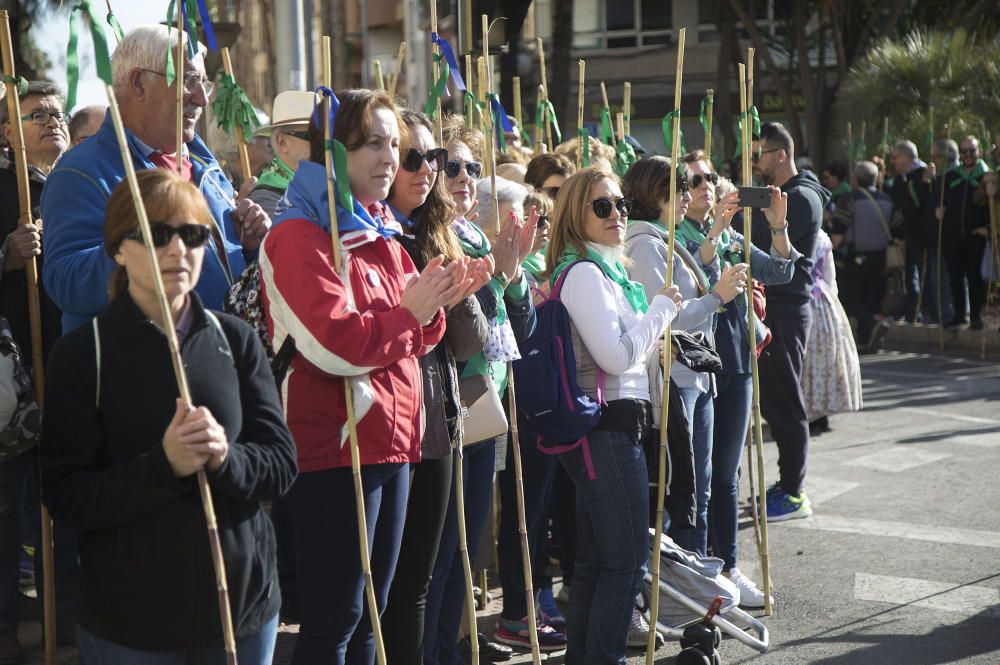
[{"xmin": 41, "ymin": 25, "xmax": 270, "ymax": 332}]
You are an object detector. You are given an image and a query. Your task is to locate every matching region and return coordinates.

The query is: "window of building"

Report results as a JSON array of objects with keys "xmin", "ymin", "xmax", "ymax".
[{"xmin": 573, "ymin": 0, "xmax": 673, "ymax": 50}]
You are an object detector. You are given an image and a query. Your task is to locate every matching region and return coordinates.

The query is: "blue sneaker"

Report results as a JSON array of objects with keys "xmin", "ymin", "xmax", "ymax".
[
  {"xmin": 764, "ymin": 486, "xmax": 813, "ymax": 522},
  {"xmin": 495, "ymin": 616, "xmax": 567, "ymax": 651},
  {"xmin": 535, "ymin": 587, "xmax": 566, "ymax": 630}
]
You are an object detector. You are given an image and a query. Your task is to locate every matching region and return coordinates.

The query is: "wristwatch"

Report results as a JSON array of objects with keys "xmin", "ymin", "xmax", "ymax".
[
  {"xmin": 493, "ymin": 271, "xmax": 510, "ymax": 290},
  {"xmin": 706, "ymin": 234, "xmax": 722, "ymax": 246},
  {"xmin": 770, "ymin": 221, "xmax": 789, "ymax": 236}
]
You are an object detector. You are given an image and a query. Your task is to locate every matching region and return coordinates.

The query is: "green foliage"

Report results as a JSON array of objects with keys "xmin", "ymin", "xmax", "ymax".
[{"xmin": 836, "ymin": 29, "xmax": 1000, "ymax": 159}]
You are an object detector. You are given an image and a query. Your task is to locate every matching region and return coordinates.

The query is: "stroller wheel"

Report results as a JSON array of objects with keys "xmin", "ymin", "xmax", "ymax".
[
  {"xmin": 682, "ymin": 624, "xmax": 717, "ymax": 654},
  {"xmin": 711, "ymin": 625, "xmax": 722, "ymax": 648},
  {"xmin": 676, "ymin": 646, "xmax": 712, "ymax": 665}
]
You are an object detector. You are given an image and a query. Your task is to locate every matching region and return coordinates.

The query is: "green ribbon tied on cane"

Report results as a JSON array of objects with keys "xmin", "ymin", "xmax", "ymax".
[
  {"xmin": 463, "ymin": 91, "xmax": 484, "ymax": 127},
  {"xmin": 211, "ymin": 74, "xmax": 260, "ymax": 139},
  {"xmin": 2, "ymin": 75, "xmax": 28, "ymax": 97},
  {"xmin": 325, "ymin": 139, "xmax": 355, "ymax": 213},
  {"xmin": 661, "ymin": 109, "xmax": 686, "ymax": 155},
  {"xmin": 699, "ymin": 96, "xmax": 712, "ymax": 135},
  {"xmin": 165, "ymin": 0, "xmax": 217, "ymax": 87},
  {"xmin": 424, "ymin": 54, "xmax": 450, "ymax": 117},
  {"xmin": 613, "ymin": 137, "xmax": 637, "ymax": 177},
  {"xmin": 877, "ymin": 130, "xmax": 892, "ymax": 157},
  {"xmin": 578, "ymin": 128, "xmax": 591, "ymax": 167},
  {"xmin": 733, "ymin": 106, "xmax": 762, "ymax": 159},
  {"xmin": 535, "ymin": 99, "xmax": 562, "ymax": 145},
  {"xmin": 600, "ymin": 106, "xmax": 614, "ymax": 145},
  {"xmin": 851, "ymin": 141, "xmax": 867, "ymax": 161},
  {"xmin": 106, "ymin": 11, "xmax": 125, "ymax": 42},
  {"xmin": 487, "ymin": 93, "xmax": 509, "ymax": 154},
  {"xmin": 66, "ymin": 1, "xmax": 113, "ymax": 112}
]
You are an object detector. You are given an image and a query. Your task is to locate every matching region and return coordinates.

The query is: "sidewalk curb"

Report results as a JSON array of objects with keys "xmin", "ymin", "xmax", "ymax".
[{"xmin": 882, "ymin": 321, "xmax": 1000, "ymax": 360}]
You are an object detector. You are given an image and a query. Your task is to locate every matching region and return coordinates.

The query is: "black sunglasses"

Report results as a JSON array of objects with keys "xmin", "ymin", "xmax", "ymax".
[
  {"xmin": 689, "ymin": 173, "xmax": 718, "ymax": 189},
  {"xmin": 589, "ymin": 196, "xmax": 633, "ymax": 219},
  {"xmin": 285, "ymin": 130, "xmax": 310, "ymax": 141},
  {"xmin": 125, "ymin": 223, "xmax": 211, "ymax": 248},
  {"xmin": 401, "ymin": 147, "xmax": 448, "ymax": 173},
  {"xmin": 540, "ymin": 185, "xmax": 561, "ymax": 199},
  {"xmin": 960, "ymin": 148, "xmax": 978, "ymax": 155},
  {"xmin": 536, "ymin": 215, "xmax": 550, "ymax": 229},
  {"xmin": 676, "ymin": 178, "xmax": 691, "ymax": 193},
  {"xmin": 751, "ymin": 148, "xmax": 780, "ymax": 163},
  {"xmin": 444, "ymin": 159, "xmax": 483, "ymax": 179}
]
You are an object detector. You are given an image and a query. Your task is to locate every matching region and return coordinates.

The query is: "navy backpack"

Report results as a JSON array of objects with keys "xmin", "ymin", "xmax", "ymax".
[{"xmin": 513, "ymin": 260, "xmax": 606, "ymax": 479}]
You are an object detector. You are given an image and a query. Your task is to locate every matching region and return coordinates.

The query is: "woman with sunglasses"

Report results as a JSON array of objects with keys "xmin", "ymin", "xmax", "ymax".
[
  {"xmin": 623, "ymin": 157, "xmax": 748, "ymax": 584},
  {"xmin": 260, "ymin": 90, "xmax": 477, "ymax": 665},
  {"xmin": 423, "ymin": 118, "xmax": 539, "ymax": 665},
  {"xmin": 546, "ymin": 167, "xmax": 681, "ymax": 664},
  {"xmin": 39, "ymin": 169, "xmax": 297, "ymax": 663},
  {"xmin": 380, "ymin": 109, "xmax": 492, "ymax": 665},
  {"xmin": 676, "ymin": 152, "xmax": 796, "ymax": 608}
]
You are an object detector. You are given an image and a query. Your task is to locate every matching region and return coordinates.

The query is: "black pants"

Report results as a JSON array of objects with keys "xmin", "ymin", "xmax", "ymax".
[
  {"xmin": 550, "ymin": 465, "xmax": 576, "ymax": 584},
  {"xmin": 382, "ymin": 453, "xmax": 453, "ymax": 665},
  {"xmin": 838, "ymin": 250, "xmax": 886, "ymax": 344},
  {"xmin": 943, "ymin": 234, "xmax": 987, "ymax": 322},
  {"xmin": 758, "ymin": 301, "xmax": 813, "ymax": 497},
  {"xmin": 270, "ymin": 496, "xmax": 297, "ymax": 616}
]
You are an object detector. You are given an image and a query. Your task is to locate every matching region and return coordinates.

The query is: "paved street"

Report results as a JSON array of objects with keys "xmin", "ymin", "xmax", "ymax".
[{"xmin": 20, "ymin": 351, "xmax": 1000, "ymax": 664}]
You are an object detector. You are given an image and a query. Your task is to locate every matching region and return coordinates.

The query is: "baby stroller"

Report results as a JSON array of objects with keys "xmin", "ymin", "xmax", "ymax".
[{"xmin": 639, "ymin": 530, "xmax": 770, "ymax": 653}]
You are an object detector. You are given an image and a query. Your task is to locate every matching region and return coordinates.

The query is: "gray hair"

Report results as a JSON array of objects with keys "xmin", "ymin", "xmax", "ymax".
[
  {"xmin": 932, "ymin": 138, "xmax": 959, "ymax": 166},
  {"xmin": 892, "ymin": 140, "xmax": 918, "ymax": 160},
  {"xmin": 475, "ymin": 176, "xmax": 528, "ymax": 226},
  {"xmin": 68, "ymin": 105, "xmax": 105, "ymax": 140},
  {"xmin": 855, "ymin": 160, "xmax": 878, "ymax": 188},
  {"xmin": 112, "ymin": 25, "xmax": 207, "ymax": 97},
  {"xmin": 0, "ymin": 80, "xmax": 63, "ymax": 124}
]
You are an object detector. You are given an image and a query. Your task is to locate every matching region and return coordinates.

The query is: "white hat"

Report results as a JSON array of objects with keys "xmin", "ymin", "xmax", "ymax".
[{"xmin": 254, "ymin": 91, "xmax": 319, "ymax": 138}]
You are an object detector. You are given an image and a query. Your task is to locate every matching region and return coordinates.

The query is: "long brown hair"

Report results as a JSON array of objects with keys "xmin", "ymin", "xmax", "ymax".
[
  {"xmin": 544, "ymin": 167, "xmax": 620, "ymax": 277},
  {"xmin": 104, "ymin": 169, "xmax": 214, "ymax": 298},
  {"xmin": 392, "ymin": 109, "xmax": 462, "ymax": 264},
  {"xmin": 308, "ymin": 88, "xmax": 405, "ymax": 163},
  {"xmin": 622, "ymin": 155, "xmax": 674, "ymax": 221}
]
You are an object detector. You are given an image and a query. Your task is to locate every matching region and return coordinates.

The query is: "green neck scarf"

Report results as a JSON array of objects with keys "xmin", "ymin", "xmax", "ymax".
[
  {"xmin": 256, "ymin": 156, "xmax": 295, "ymax": 192},
  {"xmin": 456, "ymin": 220, "xmax": 491, "ymax": 259},
  {"xmin": 675, "ymin": 216, "xmax": 740, "ymax": 266},
  {"xmin": 552, "ymin": 245, "xmax": 648, "ymax": 314},
  {"xmin": 829, "ymin": 182, "xmax": 851, "ymax": 199},
  {"xmin": 522, "ymin": 251, "xmax": 546, "ymax": 278},
  {"xmin": 949, "ymin": 159, "xmax": 990, "ymax": 189}
]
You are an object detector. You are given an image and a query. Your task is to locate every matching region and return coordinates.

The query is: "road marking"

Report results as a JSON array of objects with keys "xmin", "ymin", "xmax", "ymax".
[
  {"xmin": 803, "ymin": 476, "xmax": 860, "ymax": 505},
  {"xmin": 779, "ymin": 515, "xmax": 1000, "ymax": 549},
  {"xmin": 845, "ymin": 447, "xmax": 951, "ymax": 472},
  {"xmin": 854, "ymin": 573, "xmax": 1000, "ymax": 617},
  {"xmin": 901, "ymin": 407, "xmax": 1000, "ymax": 425}
]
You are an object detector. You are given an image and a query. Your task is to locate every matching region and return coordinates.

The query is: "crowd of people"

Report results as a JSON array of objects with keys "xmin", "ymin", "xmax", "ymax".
[{"xmin": 0, "ymin": 21, "xmax": 996, "ymax": 665}]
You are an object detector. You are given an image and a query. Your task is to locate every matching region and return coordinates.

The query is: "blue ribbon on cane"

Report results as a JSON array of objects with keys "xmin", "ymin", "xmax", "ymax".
[{"xmin": 430, "ymin": 32, "xmax": 466, "ymax": 91}]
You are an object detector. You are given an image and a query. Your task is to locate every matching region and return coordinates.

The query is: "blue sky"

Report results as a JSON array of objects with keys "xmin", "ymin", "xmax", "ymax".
[{"xmin": 35, "ymin": 3, "xmax": 164, "ymax": 108}]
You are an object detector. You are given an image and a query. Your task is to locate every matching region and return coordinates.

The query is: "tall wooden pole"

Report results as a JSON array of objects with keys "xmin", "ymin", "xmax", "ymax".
[
  {"xmin": 221, "ymin": 48, "xmax": 252, "ymax": 184},
  {"xmin": 577, "ymin": 60, "xmax": 586, "ymax": 169},
  {"xmin": 174, "ymin": 9, "xmax": 184, "ymax": 175},
  {"xmin": 704, "ymin": 88, "xmax": 715, "ymax": 160},
  {"xmin": 322, "ymin": 36, "xmax": 388, "ymax": 665},
  {"xmin": 105, "ymin": 83, "xmax": 239, "ymax": 665},
  {"xmin": 600, "ymin": 81, "xmax": 614, "ymax": 144},
  {"xmin": 623, "ymin": 82, "xmax": 632, "ymax": 136},
  {"xmin": 847, "ymin": 121, "xmax": 854, "ymax": 186},
  {"xmin": 647, "ymin": 27, "xmax": 685, "ymax": 662},
  {"xmin": 512, "ymin": 75, "xmax": 523, "ymax": 142},
  {"xmin": 0, "ymin": 13, "xmax": 55, "ymax": 664},
  {"xmin": 936, "ymin": 120, "xmax": 951, "ymax": 352},
  {"xmin": 430, "ymin": 1, "xmax": 444, "ymax": 141},
  {"xmin": 477, "ymin": 56, "xmax": 491, "ymax": 179},
  {"xmin": 373, "ymin": 60, "xmax": 386, "ymax": 90},
  {"xmin": 465, "ymin": 54, "xmax": 475, "ymax": 129},
  {"xmin": 388, "ymin": 41, "xmax": 406, "ymax": 99},
  {"xmin": 537, "ymin": 38, "xmax": 551, "ymax": 149}
]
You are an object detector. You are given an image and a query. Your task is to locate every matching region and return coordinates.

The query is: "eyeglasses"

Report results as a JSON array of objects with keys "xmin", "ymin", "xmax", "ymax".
[
  {"xmin": 284, "ymin": 130, "xmax": 310, "ymax": 141},
  {"xmin": 589, "ymin": 196, "xmax": 633, "ymax": 219},
  {"xmin": 125, "ymin": 222, "xmax": 211, "ymax": 248},
  {"xmin": 539, "ymin": 186, "xmax": 560, "ymax": 199},
  {"xmin": 536, "ymin": 215, "xmax": 550, "ymax": 229},
  {"xmin": 139, "ymin": 68, "xmax": 215, "ymax": 97},
  {"xmin": 689, "ymin": 172, "xmax": 719, "ymax": 189},
  {"xmin": 751, "ymin": 148, "xmax": 780, "ymax": 163},
  {"xmin": 20, "ymin": 110, "xmax": 70, "ymax": 126},
  {"xmin": 444, "ymin": 159, "xmax": 483, "ymax": 179},
  {"xmin": 401, "ymin": 147, "xmax": 448, "ymax": 173},
  {"xmin": 960, "ymin": 148, "xmax": 978, "ymax": 155},
  {"xmin": 676, "ymin": 178, "xmax": 690, "ymax": 194}
]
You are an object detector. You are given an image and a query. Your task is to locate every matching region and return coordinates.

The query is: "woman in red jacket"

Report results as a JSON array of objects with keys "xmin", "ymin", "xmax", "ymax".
[{"xmin": 259, "ymin": 89, "xmax": 478, "ymax": 665}]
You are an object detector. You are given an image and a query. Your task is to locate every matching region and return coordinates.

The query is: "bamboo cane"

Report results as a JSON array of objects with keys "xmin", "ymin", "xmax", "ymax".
[
  {"xmin": 430, "ymin": 1, "xmax": 444, "ymax": 141},
  {"xmin": 388, "ymin": 41, "xmax": 406, "ymax": 98},
  {"xmin": 537, "ymin": 38, "xmax": 551, "ymax": 149},
  {"xmin": 880, "ymin": 116, "xmax": 890, "ymax": 191},
  {"xmin": 104, "ymin": 83, "xmax": 238, "ymax": 665},
  {"xmin": 616, "ymin": 112, "xmax": 625, "ymax": 149},
  {"xmin": 477, "ymin": 56, "xmax": 492, "ymax": 181},
  {"xmin": 647, "ymin": 27, "xmax": 685, "ymax": 662},
  {"xmin": 453, "ymin": 435, "xmax": 479, "ymax": 665},
  {"xmin": 465, "ymin": 54, "xmax": 474, "ymax": 129},
  {"xmin": 917, "ymin": 110, "xmax": 936, "ymax": 319},
  {"xmin": 937, "ymin": 120, "xmax": 951, "ymax": 352},
  {"xmin": 846, "ymin": 121, "xmax": 854, "ymax": 187},
  {"xmin": 982, "ymin": 180, "xmax": 996, "ymax": 359},
  {"xmin": 623, "ymin": 82, "xmax": 632, "ymax": 136},
  {"xmin": 321, "ymin": 36, "xmax": 388, "ymax": 665},
  {"xmin": 859, "ymin": 120, "xmax": 867, "ymax": 160},
  {"xmin": 175, "ymin": 8, "xmax": 184, "ymax": 176},
  {"xmin": 600, "ymin": 81, "xmax": 614, "ymax": 144},
  {"xmin": 704, "ymin": 89, "xmax": 714, "ymax": 160},
  {"xmin": 0, "ymin": 13, "xmax": 55, "ymax": 664},
  {"xmin": 744, "ymin": 428, "xmax": 763, "ymax": 555},
  {"xmin": 742, "ymin": 51, "xmax": 773, "ymax": 616},
  {"xmin": 513, "ymin": 76, "xmax": 523, "ymax": 140},
  {"xmin": 462, "ymin": 0, "xmax": 473, "ymax": 55},
  {"xmin": 577, "ymin": 60, "xmax": 586, "ymax": 169},
  {"xmin": 220, "ymin": 48, "xmax": 252, "ymax": 184},
  {"xmin": 534, "ymin": 85, "xmax": 544, "ymax": 153},
  {"xmin": 374, "ymin": 60, "xmax": 385, "ymax": 90}
]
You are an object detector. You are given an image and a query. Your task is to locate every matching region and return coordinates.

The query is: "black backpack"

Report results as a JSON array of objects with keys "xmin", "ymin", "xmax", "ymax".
[{"xmin": 0, "ymin": 317, "xmax": 41, "ymax": 463}]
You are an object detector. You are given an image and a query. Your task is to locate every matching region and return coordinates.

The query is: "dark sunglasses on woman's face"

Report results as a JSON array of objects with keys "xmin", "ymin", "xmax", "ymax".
[
  {"xmin": 444, "ymin": 159, "xmax": 483, "ymax": 179},
  {"xmin": 401, "ymin": 147, "xmax": 448, "ymax": 173},
  {"xmin": 536, "ymin": 215, "xmax": 550, "ymax": 229},
  {"xmin": 676, "ymin": 178, "xmax": 691, "ymax": 193},
  {"xmin": 689, "ymin": 172, "xmax": 719, "ymax": 189},
  {"xmin": 589, "ymin": 196, "xmax": 633, "ymax": 219},
  {"xmin": 125, "ymin": 222, "xmax": 212, "ymax": 248}
]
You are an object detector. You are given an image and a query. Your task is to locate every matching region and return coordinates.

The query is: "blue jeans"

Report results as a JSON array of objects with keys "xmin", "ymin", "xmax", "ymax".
[
  {"xmin": 76, "ymin": 614, "xmax": 278, "ymax": 664},
  {"xmin": 559, "ymin": 429, "xmax": 649, "ymax": 665},
  {"xmin": 423, "ymin": 437, "xmax": 498, "ymax": 665},
  {"xmin": 669, "ymin": 387, "xmax": 714, "ymax": 557},
  {"xmin": 708, "ymin": 374, "xmax": 753, "ymax": 571},
  {"xmin": 285, "ymin": 463, "xmax": 409, "ymax": 665}
]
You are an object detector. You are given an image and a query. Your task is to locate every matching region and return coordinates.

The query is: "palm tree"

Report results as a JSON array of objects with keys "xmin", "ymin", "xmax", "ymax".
[
  {"xmin": 836, "ymin": 29, "xmax": 1000, "ymax": 162},
  {"xmin": 1, "ymin": 0, "xmax": 68, "ymax": 80}
]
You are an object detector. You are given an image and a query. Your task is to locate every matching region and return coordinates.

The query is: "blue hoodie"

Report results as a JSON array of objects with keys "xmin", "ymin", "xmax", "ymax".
[{"xmin": 40, "ymin": 113, "xmax": 252, "ymax": 332}]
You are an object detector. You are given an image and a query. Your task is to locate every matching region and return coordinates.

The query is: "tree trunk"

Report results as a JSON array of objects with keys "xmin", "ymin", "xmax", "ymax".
[
  {"xmin": 327, "ymin": 0, "xmax": 349, "ymax": 89},
  {"xmin": 714, "ymin": 4, "xmax": 737, "ymax": 165},
  {"xmin": 549, "ymin": 0, "xmax": 572, "ymax": 128}
]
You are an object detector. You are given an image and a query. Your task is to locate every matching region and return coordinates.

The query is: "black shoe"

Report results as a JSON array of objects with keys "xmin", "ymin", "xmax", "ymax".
[
  {"xmin": 944, "ymin": 317, "xmax": 968, "ymax": 329},
  {"xmin": 55, "ymin": 618, "xmax": 76, "ymax": 648},
  {"xmin": 0, "ymin": 630, "xmax": 24, "ymax": 665},
  {"xmin": 970, "ymin": 319, "xmax": 984, "ymax": 330},
  {"xmin": 809, "ymin": 416, "xmax": 831, "ymax": 436},
  {"xmin": 459, "ymin": 632, "xmax": 514, "ymax": 662}
]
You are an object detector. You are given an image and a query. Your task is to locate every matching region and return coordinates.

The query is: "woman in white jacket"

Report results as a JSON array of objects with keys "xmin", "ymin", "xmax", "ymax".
[{"xmin": 545, "ymin": 167, "xmax": 681, "ymax": 664}]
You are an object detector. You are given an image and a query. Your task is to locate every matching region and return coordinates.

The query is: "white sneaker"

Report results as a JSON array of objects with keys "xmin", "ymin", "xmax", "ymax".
[
  {"xmin": 627, "ymin": 608, "xmax": 665, "ymax": 649},
  {"xmin": 556, "ymin": 582, "xmax": 571, "ymax": 604},
  {"xmin": 728, "ymin": 568, "xmax": 772, "ymax": 609}
]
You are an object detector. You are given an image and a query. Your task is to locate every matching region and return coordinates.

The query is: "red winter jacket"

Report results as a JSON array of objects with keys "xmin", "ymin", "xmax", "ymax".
[{"xmin": 261, "ymin": 219, "xmax": 445, "ymax": 472}]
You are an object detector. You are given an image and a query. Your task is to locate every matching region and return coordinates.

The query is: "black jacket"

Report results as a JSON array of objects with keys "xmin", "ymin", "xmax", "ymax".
[
  {"xmin": 942, "ymin": 168, "xmax": 989, "ymax": 239},
  {"xmin": 890, "ymin": 166, "xmax": 932, "ymax": 247},
  {"xmin": 751, "ymin": 171, "xmax": 829, "ymax": 306},
  {"xmin": 0, "ymin": 159, "xmax": 63, "ymax": 363},
  {"xmin": 40, "ymin": 290, "xmax": 297, "ymax": 650}
]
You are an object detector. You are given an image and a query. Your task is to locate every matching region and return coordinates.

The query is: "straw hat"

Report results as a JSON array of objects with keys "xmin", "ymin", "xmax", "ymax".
[{"xmin": 253, "ymin": 91, "xmax": 318, "ymax": 138}]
